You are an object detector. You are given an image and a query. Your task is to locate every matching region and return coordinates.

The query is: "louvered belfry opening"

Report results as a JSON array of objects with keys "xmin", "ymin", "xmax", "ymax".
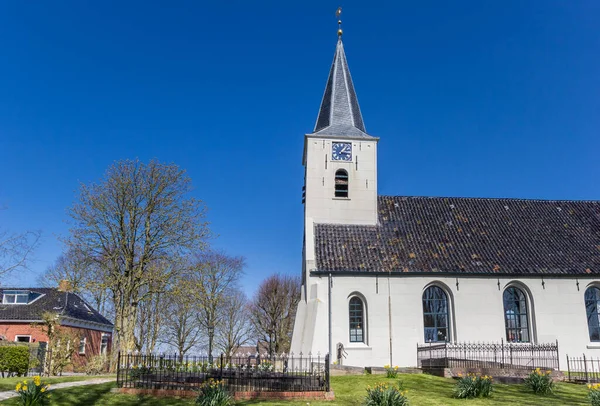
[{"xmin": 335, "ymin": 169, "xmax": 349, "ymax": 197}]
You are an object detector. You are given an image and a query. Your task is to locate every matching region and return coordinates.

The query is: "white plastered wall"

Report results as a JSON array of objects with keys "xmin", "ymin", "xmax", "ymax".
[{"xmin": 296, "ymin": 274, "xmax": 600, "ymax": 368}]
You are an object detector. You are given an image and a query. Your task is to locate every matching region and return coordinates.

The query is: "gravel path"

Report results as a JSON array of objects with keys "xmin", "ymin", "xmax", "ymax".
[{"xmin": 0, "ymin": 378, "xmax": 114, "ymax": 401}]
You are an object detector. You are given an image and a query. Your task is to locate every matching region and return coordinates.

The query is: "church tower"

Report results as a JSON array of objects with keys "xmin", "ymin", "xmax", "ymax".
[
  {"xmin": 292, "ymin": 23, "xmax": 379, "ymax": 357},
  {"xmin": 302, "ymin": 35, "xmax": 379, "ymax": 226}
]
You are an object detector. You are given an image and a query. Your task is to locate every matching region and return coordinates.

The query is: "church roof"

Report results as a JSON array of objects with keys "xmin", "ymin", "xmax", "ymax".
[
  {"xmin": 314, "ymin": 196, "xmax": 600, "ymax": 275},
  {"xmin": 310, "ymin": 38, "xmax": 375, "ymax": 139}
]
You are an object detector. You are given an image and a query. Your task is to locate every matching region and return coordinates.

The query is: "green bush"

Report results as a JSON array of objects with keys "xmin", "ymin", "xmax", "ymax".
[
  {"xmin": 524, "ymin": 368, "xmax": 554, "ymax": 395},
  {"xmin": 15, "ymin": 375, "xmax": 50, "ymax": 406},
  {"xmin": 589, "ymin": 383, "xmax": 600, "ymax": 406},
  {"xmin": 0, "ymin": 346, "xmax": 30, "ymax": 377},
  {"xmin": 196, "ymin": 379, "xmax": 231, "ymax": 406},
  {"xmin": 453, "ymin": 373, "xmax": 493, "ymax": 399},
  {"xmin": 365, "ymin": 382, "xmax": 409, "ymax": 406}
]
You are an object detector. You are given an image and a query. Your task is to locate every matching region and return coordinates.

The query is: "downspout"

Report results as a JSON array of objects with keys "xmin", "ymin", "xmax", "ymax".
[
  {"xmin": 388, "ymin": 271, "xmax": 393, "ymax": 366},
  {"xmin": 328, "ymin": 273, "xmax": 332, "ymax": 361}
]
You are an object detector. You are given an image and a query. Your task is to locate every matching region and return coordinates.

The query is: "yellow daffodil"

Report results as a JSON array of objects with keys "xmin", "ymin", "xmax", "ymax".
[
  {"xmin": 15, "ymin": 383, "xmax": 22, "ymax": 391},
  {"xmin": 34, "ymin": 376, "xmax": 41, "ymax": 386},
  {"xmin": 22, "ymin": 385, "xmax": 27, "ymax": 391},
  {"xmin": 41, "ymin": 387, "xmax": 47, "ymax": 393}
]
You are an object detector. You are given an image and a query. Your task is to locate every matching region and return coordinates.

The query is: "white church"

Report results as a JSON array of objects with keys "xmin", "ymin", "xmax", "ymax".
[{"xmin": 290, "ymin": 31, "xmax": 600, "ymax": 368}]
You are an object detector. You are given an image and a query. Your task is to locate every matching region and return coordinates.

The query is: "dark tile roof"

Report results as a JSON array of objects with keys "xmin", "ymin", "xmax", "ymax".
[
  {"xmin": 0, "ymin": 288, "xmax": 113, "ymax": 327},
  {"xmin": 315, "ymin": 196, "xmax": 600, "ymax": 275},
  {"xmin": 311, "ymin": 38, "xmax": 374, "ymax": 140}
]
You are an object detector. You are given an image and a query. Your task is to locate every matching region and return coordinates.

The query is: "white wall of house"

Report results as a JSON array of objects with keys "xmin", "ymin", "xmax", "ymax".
[{"xmin": 292, "ymin": 274, "xmax": 600, "ymax": 368}]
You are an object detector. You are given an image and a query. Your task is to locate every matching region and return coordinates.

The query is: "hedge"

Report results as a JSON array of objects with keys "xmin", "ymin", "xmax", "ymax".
[{"xmin": 0, "ymin": 345, "xmax": 30, "ymax": 377}]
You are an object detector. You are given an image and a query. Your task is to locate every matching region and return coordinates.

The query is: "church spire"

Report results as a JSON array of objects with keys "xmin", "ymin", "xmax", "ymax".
[{"xmin": 312, "ymin": 18, "xmax": 373, "ymax": 139}]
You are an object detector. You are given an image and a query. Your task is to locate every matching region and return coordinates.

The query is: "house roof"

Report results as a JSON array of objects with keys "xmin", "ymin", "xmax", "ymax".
[
  {"xmin": 310, "ymin": 38, "xmax": 375, "ymax": 140},
  {"xmin": 0, "ymin": 288, "xmax": 113, "ymax": 327},
  {"xmin": 314, "ymin": 196, "xmax": 600, "ymax": 275}
]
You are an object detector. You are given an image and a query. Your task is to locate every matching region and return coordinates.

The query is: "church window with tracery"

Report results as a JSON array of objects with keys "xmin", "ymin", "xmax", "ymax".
[
  {"xmin": 585, "ymin": 287, "xmax": 600, "ymax": 342},
  {"xmin": 503, "ymin": 286, "xmax": 530, "ymax": 342},
  {"xmin": 349, "ymin": 296, "xmax": 364, "ymax": 342},
  {"xmin": 423, "ymin": 286, "xmax": 450, "ymax": 342}
]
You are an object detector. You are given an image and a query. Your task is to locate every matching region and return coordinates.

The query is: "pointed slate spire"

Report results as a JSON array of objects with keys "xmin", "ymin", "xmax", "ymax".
[{"xmin": 312, "ymin": 38, "xmax": 373, "ymax": 139}]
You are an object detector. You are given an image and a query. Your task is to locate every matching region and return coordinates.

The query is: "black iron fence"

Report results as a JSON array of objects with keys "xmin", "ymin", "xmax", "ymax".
[
  {"xmin": 117, "ymin": 352, "xmax": 330, "ymax": 393},
  {"xmin": 417, "ymin": 340, "xmax": 559, "ymax": 370},
  {"xmin": 566, "ymin": 355, "xmax": 600, "ymax": 383}
]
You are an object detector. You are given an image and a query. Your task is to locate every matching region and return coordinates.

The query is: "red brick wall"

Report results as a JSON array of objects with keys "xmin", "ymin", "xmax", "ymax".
[
  {"xmin": 0, "ymin": 322, "xmax": 49, "ymax": 343},
  {"xmin": 0, "ymin": 322, "xmax": 112, "ymax": 371}
]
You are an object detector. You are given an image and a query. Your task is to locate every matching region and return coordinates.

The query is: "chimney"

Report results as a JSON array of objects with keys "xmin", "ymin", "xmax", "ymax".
[{"xmin": 58, "ymin": 280, "xmax": 72, "ymax": 292}]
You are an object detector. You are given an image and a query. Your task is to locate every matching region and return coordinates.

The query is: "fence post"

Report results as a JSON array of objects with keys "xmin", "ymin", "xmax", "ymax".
[
  {"xmin": 325, "ymin": 354, "xmax": 330, "ymax": 392},
  {"xmin": 566, "ymin": 354, "xmax": 570, "ymax": 382},
  {"xmin": 584, "ymin": 354, "xmax": 589, "ymax": 383},
  {"xmin": 556, "ymin": 340, "xmax": 560, "ymax": 371},
  {"xmin": 444, "ymin": 343, "xmax": 448, "ymax": 368},
  {"xmin": 220, "ymin": 354, "xmax": 224, "ymax": 380},
  {"xmin": 501, "ymin": 338, "xmax": 504, "ymax": 368}
]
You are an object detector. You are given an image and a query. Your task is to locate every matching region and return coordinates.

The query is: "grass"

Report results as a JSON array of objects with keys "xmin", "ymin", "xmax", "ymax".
[
  {"xmin": 0, "ymin": 373, "xmax": 592, "ymax": 405},
  {"xmin": 0, "ymin": 375, "xmax": 115, "ymax": 392}
]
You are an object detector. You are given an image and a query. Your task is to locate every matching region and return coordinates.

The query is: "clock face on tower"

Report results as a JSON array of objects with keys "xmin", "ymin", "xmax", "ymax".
[{"xmin": 332, "ymin": 142, "xmax": 352, "ymax": 161}]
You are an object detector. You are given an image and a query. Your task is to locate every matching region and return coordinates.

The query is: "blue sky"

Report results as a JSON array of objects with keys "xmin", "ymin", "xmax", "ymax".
[{"xmin": 1, "ymin": 1, "xmax": 599, "ymax": 294}]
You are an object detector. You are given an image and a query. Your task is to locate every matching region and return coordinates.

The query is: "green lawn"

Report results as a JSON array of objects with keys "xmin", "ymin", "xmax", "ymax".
[
  {"xmin": 0, "ymin": 375, "xmax": 115, "ymax": 392},
  {"xmin": 0, "ymin": 373, "xmax": 592, "ymax": 405}
]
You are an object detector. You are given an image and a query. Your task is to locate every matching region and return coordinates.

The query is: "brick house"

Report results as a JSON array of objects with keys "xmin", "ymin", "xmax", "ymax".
[{"xmin": 0, "ymin": 285, "xmax": 113, "ymax": 369}]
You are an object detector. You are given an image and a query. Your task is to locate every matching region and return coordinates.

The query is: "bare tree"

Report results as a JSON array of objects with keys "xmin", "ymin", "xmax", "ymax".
[
  {"xmin": 216, "ymin": 289, "xmax": 252, "ymax": 362},
  {"xmin": 39, "ymin": 250, "xmax": 88, "ymax": 293},
  {"xmin": 192, "ymin": 251, "xmax": 244, "ymax": 361},
  {"xmin": 249, "ymin": 274, "xmax": 300, "ymax": 356},
  {"xmin": 66, "ymin": 159, "xmax": 209, "ymax": 367},
  {"xmin": 39, "ymin": 249, "xmax": 114, "ymax": 319},
  {"xmin": 0, "ymin": 220, "xmax": 40, "ymax": 279},
  {"xmin": 160, "ymin": 276, "xmax": 204, "ymax": 358}
]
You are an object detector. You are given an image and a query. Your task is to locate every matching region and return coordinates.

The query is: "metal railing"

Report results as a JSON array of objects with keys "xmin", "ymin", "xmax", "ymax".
[
  {"xmin": 417, "ymin": 340, "xmax": 559, "ymax": 370},
  {"xmin": 117, "ymin": 352, "xmax": 330, "ymax": 393},
  {"xmin": 567, "ymin": 355, "xmax": 600, "ymax": 383}
]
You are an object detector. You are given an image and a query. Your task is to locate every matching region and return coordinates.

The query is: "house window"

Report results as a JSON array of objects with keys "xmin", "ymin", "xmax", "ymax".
[
  {"xmin": 2, "ymin": 291, "xmax": 29, "ymax": 304},
  {"xmin": 423, "ymin": 286, "xmax": 450, "ymax": 342},
  {"xmin": 79, "ymin": 337, "xmax": 86, "ymax": 355},
  {"xmin": 503, "ymin": 286, "xmax": 530, "ymax": 343},
  {"xmin": 585, "ymin": 287, "xmax": 600, "ymax": 342},
  {"xmin": 100, "ymin": 334, "xmax": 109, "ymax": 355},
  {"xmin": 335, "ymin": 169, "xmax": 349, "ymax": 198},
  {"xmin": 15, "ymin": 335, "xmax": 31, "ymax": 343},
  {"xmin": 349, "ymin": 296, "xmax": 364, "ymax": 343}
]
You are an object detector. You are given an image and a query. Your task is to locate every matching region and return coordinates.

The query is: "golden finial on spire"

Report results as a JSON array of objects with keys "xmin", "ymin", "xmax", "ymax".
[{"xmin": 336, "ymin": 7, "xmax": 343, "ymax": 37}]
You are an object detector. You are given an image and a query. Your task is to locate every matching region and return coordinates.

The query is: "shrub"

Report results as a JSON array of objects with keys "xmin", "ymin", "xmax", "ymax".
[
  {"xmin": 384, "ymin": 364, "xmax": 399, "ymax": 378},
  {"xmin": 196, "ymin": 379, "xmax": 231, "ymax": 406},
  {"xmin": 0, "ymin": 346, "xmax": 30, "ymax": 377},
  {"xmin": 365, "ymin": 382, "xmax": 409, "ymax": 406},
  {"xmin": 589, "ymin": 383, "xmax": 600, "ymax": 406},
  {"xmin": 85, "ymin": 354, "xmax": 108, "ymax": 375},
  {"xmin": 15, "ymin": 375, "xmax": 50, "ymax": 406},
  {"xmin": 524, "ymin": 368, "xmax": 554, "ymax": 395},
  {"xmin": 453, "ymin": 373, "xmax": 493, "ymax": 399}
]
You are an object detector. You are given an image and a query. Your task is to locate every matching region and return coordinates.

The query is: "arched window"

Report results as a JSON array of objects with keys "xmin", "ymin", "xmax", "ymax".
[
  {"xmin": 422, "ymin": 286, "xmax": 450, "ymax": 342},
  {"xmin": 585, "ymin": 287, "xmax": 600, "ymax": 342},
  {"xmin": 503, "ymin": 286, "xmax": 530, "ymax": 342},
  {"xmin": 335, "ymin": 169, "xmax": 349, "ymax": 198},
  {"xmin": 349, "ymin": 296, "xmax": 364, "ymax": 342}
]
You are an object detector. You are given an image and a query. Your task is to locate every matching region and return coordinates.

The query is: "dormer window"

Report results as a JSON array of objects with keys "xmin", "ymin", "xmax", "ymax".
[
  {"xmin": 335, "ymin": 169, "xmax": 349, "ymax": 198},
  {"xmin": 2, "ymin": 291, "xmax": 29, "ymax": 305}
]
